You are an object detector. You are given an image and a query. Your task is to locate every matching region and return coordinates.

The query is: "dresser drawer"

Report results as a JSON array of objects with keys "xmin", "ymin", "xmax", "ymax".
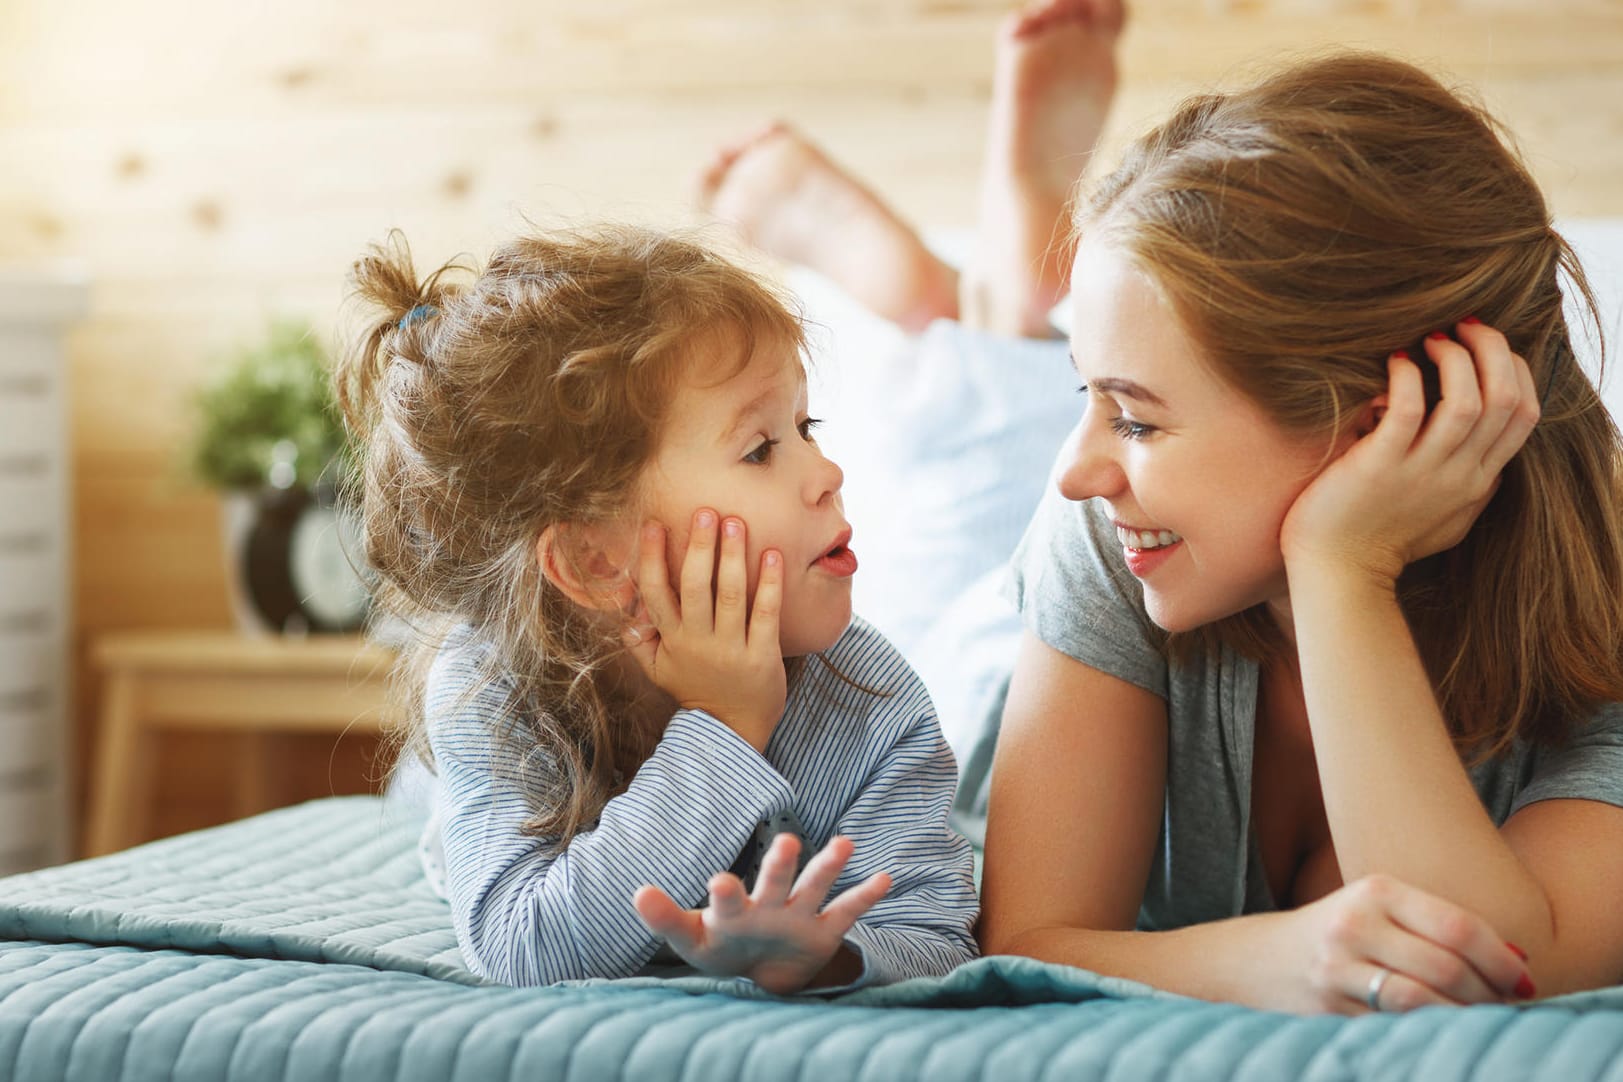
[
  {"xmin": 0, "ymin": 780, "xmax": 54, "ymax": 853},
  {"xmin": 0, "ymin": 373, "xmax": 56, "ymax": 458},
  {"xmin": 0, "ymin": 468, "xmax": 55, "ymax": 537},
  {"xmin": 0, "ymin": 550, "xmax": 60, "ymax": 619},
  {"xmin": 0, "ymin": 632, "xmax": 51, "ymax": 697},
  {"xmin": 0, "ymin": 692, "xmax": 52, "ymax": 773}
]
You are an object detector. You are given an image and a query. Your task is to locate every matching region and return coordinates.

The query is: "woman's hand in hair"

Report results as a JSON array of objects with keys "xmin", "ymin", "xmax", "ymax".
[
  {"xmin": 633, "ymin": 834, "xmax": 890, "ymax": 995},
  {"xmin": 1279, "ymin": 320, "xmax": 1541, "ymax": 589},
  {"xmin": 1278, "ymin": 873, "xmax": 1535, "ymax": 1013},
  {"xmin": 624, "ymin": 509, "xmax": 787, "ymax": 753}
]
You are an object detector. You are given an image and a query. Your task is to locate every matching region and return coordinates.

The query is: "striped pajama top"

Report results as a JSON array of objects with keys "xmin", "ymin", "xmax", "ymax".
[{"xmin": 418, "ymin": 615, "xmax": 980, "ymax": 990}]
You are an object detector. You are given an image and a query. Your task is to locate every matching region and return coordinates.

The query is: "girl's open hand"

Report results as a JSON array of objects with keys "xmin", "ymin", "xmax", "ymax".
[
  {"xmin": 1275, "ymin": 874, "xmax": 1535, "ymax": 1014},
  {"xmin": 1280, "ymin": 319, "xmax": 1541, "ymax": 587},
  {"xmin": 633, "ymin": 834, "xmax": 891, "ymax": 995},
  {"xmin": 624, "ymin": 509, "xmax": 787, "ymax": 752}
]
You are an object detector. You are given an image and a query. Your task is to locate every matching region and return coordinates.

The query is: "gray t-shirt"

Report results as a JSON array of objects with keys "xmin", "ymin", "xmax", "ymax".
[{"xmin": 1007, "ymin": 483, "xmax": 1623, "ymax": 931}]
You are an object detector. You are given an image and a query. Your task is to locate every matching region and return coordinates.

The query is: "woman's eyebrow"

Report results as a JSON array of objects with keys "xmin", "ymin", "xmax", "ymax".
[
  {"xmin": 1068, "ymin": 353, "xmax": 1168, "ymax": 408},
  {"xmin": 1088, "ymin": 377, "xmax": 1168, "ymax": 408}
]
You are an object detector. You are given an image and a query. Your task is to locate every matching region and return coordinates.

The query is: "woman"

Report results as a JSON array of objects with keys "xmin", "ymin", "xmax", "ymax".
[
  {"xmin": 978, "ymin": 54, "xmax": 1623, "ymax": 1012},
  {"xmin": 701, "ymin": 3, "xmax": 1623, "ymax": 1013}
]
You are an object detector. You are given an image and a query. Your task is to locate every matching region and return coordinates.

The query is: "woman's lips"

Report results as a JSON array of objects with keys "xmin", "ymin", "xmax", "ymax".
[{"xmin": 1123, "ymin": 539, "xmax": 1181, "ymax": 578}]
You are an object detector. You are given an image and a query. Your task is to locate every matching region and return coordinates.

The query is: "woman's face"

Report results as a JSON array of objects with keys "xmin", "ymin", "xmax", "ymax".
[{"xmin": 1060, "ymin": 238, "xmax": 1338, "ymax": 633}]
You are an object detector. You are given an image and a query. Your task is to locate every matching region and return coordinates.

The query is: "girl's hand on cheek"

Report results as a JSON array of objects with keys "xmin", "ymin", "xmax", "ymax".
[
  {"xmin": 633, "ymin": 834, "xmax": 891, "ymax": 995},
  {"xmin": 623, "ymin": 509, "xmax": 787, "ymax": 752},
  {"xmin": 1271, "ymin": 874, "xmax": 1534, "ymax": 1014},
  {"xmin": 1280, "ymin": 320, "xmax": 1540, "ymax": 588}
]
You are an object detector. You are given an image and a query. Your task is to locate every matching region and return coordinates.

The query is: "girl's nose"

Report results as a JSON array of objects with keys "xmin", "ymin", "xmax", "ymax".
[
  {"xmin": 1056, "ymin": 422, "xmax": 1126, "ymax": 503},
  {"xmin": 811, "ymin": 447, "xmax": 844, "ymax": 507}
]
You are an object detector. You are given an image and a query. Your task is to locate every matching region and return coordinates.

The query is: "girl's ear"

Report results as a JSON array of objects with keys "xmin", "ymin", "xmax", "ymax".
[{"xmin": 536, "ymin": 523, "xmax": 637, "ymax": 614}]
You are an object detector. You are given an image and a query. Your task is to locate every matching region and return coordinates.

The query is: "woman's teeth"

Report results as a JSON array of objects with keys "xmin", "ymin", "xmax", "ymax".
[{"xmin": 1116, "ymin": 526, "xmax": 1182, "ymax": 550}]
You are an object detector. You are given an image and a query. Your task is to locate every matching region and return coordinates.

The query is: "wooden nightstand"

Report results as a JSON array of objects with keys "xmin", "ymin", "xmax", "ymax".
[{"xmin": 86, "ymin": 630, "xmax": 396, "ymax": 856}]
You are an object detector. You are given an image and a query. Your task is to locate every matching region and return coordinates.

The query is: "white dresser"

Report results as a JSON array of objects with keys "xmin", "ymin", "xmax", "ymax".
[{"xmin": 0, "ymin": 274, "xmax": 86, "ymax": 875}]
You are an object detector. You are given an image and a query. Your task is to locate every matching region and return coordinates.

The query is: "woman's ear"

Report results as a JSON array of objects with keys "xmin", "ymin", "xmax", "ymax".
[
  {"xmin": 536, "ymin": 523, "xmax": 637, "ymax": 614},
  {"xmin": 1355, "ymin": 393, "xmax": 1390, "ymax": 439}
]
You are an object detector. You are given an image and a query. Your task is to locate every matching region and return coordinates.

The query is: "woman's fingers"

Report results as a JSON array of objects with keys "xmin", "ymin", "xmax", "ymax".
[
  {"xmin": 1370, "ymin": 352, "xmax": 1428, "ymax": 455},
  {"xmin": 788, "ymin": 836, "xmax": 855, "ymax": 913},
  {"xmin": 679, "ymin": 509, "xmax": 720, "ymax": 629},
  {"xmin": 1364, "ymin": 923, "xmax": 1503, "ymax": 1006},
  {"xmin": 713, "ymin": 517, "xmax": 749, "ymax": 642},
  {"xmin": 1455, "ymin": 319, "xmax": 1541, "ymax": 474},
  {"xmin": 1364, "ymin": 875, "xmax": 1534, "ymax": 1002},
  {"xmin": 1418, "ymin": 322, "xmax": 1539, "ymax": 475},
  {"xmin": 1415, "ymin": 331, "xmax": 1483, "ymax": 461},
  {"xmin": 1354, "ymin": 962, "xmax": 1462, "ymax": 1014}
]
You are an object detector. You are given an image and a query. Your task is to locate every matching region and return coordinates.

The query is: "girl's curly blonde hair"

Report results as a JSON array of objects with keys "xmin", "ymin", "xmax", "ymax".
[{"xmin": 336, "ymin": 225, "xmax": 805, "ymax": 848}]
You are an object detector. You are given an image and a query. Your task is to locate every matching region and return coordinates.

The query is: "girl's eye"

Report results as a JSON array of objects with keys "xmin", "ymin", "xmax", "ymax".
[
  {"xmin": 743, "ymin": 438, "xmax": 779, "ymax": 465},
  {"xmin": 1108, "ymin": 416, "xmax": 1156, "ymax": 441},
  {"xmin": 798, "ymin": 416, "xmax": 823, "ymax": 440}
]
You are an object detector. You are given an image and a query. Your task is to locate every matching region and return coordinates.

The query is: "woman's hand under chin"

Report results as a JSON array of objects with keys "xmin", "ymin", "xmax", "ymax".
[{"xmin": 1279, "ymin": 319, "xmax": 1541, "ymax": 590}]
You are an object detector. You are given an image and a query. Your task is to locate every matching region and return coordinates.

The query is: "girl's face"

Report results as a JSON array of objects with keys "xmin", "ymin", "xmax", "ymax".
[
  {"xmin": 638, "ymin": 334, "xmax": 853, "ymax": 658},
  {"xmin": 1061, "ymin": 239, "xmax": 1336, "ymax": 634}
]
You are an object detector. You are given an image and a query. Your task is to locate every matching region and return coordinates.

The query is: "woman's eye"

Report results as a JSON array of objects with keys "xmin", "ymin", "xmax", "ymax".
[
  {"xmin": 743, "ymin": 438, "xmax": 779, "ymax": 465},
  {"xmin": 798, "ymin": 416, "xmax": 823, "ymax": 440},
  {"xmin": 1108, "ymin": 416, "xmax": 1156, "ymax": 441}
]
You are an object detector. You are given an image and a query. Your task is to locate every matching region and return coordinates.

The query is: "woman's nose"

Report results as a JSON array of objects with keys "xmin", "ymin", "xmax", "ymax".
[{"xmin": 1056, "ymin": 423, "xmax": 1126, "ymax": 503}]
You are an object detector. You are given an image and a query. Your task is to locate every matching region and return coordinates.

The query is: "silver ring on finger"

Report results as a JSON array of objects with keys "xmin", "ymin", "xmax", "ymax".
[{"xmin": 1366, "ymin": 966, "xmax": 1392, "ymax": 1012}]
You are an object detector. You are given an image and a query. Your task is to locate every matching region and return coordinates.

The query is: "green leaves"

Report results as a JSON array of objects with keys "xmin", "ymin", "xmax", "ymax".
[{"xmin": 190, "ymin": 320, "xmax": 351, "ymax": 491}]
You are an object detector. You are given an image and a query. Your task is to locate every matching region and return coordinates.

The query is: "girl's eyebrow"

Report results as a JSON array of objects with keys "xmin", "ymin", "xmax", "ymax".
[{"xmin": 719, "ymin": 386, "xmax": 781, "ymax": 443}]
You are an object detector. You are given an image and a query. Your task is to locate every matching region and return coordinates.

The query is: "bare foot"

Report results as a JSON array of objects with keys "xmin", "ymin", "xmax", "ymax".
[
  {"xmin": 964, "ymin": 0, "xmax": 1124, "ymax": 338},
  {"xmin": 698, "ymin": 123, "xmax": 959, "ymax": 333}
]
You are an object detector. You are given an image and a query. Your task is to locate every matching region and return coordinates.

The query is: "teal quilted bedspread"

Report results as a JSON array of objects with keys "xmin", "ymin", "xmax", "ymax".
[{"xmin": 2, "ymin": 797, "xmax": 1620, "ymax": 1081}]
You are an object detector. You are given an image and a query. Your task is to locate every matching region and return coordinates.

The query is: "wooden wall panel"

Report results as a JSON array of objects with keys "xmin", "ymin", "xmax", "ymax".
[{"xmin": 0, "ymin": 0, "xmax": 1617, "ymax": 851}]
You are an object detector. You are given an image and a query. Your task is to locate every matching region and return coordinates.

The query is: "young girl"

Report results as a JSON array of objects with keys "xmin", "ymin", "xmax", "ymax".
[{"xmin": 336, "ymin": 227, "xmax": 978, "ymax": 993}]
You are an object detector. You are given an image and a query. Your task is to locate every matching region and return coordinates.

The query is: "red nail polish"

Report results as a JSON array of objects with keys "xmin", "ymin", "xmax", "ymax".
[
  {"xmin": 1428, "ymin": 331, "xmax": 1450, "ymax": 341},
  {"xmin": 1515, "ymin": 973, "xmax": 1536, "ymax": 999},
  {"xmin": 1463, "ymin": 315, "xmax": 1483, "ymax": 325},
  {"xmin": 1506, "ymin": 942, "xmax": 1528, "ymax": 962},
  {"xmin": 1392, "ymin": 350, "xmax": 1411, "ymax": 361}
]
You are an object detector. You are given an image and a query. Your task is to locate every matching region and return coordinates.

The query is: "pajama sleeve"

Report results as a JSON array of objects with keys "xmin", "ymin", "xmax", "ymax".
[{"xmin": 429, "ymin": 648, "xmax": 795, "ymax": 986}]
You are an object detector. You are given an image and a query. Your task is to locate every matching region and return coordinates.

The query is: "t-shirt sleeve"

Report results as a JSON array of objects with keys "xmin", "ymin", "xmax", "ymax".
[
  {"xmin": 1004, "ymin": 481, "xmax": 1169, "ymax": 699},
  {"xmin": 1510, "ymin": 702, "xmax": 1623, "ymax": 815}
]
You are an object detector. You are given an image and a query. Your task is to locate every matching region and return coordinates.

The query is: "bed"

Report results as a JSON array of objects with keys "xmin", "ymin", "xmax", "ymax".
[
  {"xmin": 6, "ymin": 222, "xmax": 1623, "ymax": 1082},
  {"xmin": 3, "ymin": 795, "xmax": 1622, "ymax": 1082}
]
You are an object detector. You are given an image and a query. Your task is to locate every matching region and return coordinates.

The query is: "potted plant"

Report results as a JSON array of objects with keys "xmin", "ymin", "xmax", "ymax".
[{"xmin": 189, "ymin": 320, "xmax": 369, "ymax": 635}]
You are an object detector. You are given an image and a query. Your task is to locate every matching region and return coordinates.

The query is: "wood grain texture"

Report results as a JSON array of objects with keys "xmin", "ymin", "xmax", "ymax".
[{"xmin": 0, "ymin": 0, "xmax": 1617, "ymax": 850}]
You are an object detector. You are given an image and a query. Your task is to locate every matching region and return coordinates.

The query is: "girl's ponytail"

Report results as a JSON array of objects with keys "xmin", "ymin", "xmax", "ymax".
[{"xmin": 335, "ymin": 230, "xmax": 462, "ymax": 440}]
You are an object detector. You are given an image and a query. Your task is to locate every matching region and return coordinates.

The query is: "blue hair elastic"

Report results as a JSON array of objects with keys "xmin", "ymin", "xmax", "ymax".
[{"xmin": 398, "ymin": 304, "xmax": 438, "ymax": 329}]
